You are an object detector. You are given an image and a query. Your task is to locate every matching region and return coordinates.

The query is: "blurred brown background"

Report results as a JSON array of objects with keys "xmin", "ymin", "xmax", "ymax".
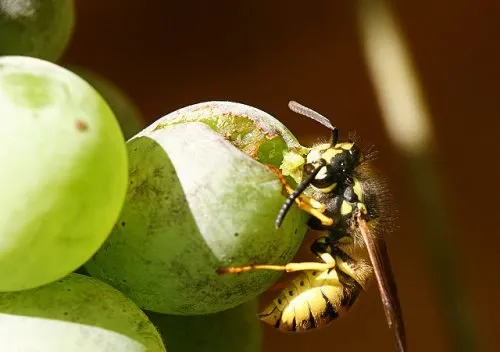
[{"xmin": 61, "ymin": 1, "xmax": 499, "ymax": 351}]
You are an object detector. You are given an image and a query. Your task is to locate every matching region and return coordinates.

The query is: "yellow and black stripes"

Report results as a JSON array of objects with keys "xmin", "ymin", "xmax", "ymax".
[{"xmin": 257, "ymin": 244, "xmax": 371, "ymax": 333}]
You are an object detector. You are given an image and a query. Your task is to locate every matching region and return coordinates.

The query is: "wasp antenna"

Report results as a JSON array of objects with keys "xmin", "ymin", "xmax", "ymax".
[
  {"xmin": 288, "ymin": 101, "xmax": 338, "ymax": 142},
  {"xmin": 331, "ymin": 128, "xmax": 339, "ymax": 146},
  {"xmin": 275, "ymin": 159, "xmax": 326, "ymax": 228}
]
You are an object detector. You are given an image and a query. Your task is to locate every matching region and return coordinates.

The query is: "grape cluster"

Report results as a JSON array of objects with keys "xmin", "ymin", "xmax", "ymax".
[{"xmin": 0, "ymin": 3, "xmax": 308, "ymax": 351}]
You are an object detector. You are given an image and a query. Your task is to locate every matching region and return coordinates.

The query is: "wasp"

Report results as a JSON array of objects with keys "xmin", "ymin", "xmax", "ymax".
[{"xmin": 218, "ymin": 101, "xmax": 406, "ymax": 352}]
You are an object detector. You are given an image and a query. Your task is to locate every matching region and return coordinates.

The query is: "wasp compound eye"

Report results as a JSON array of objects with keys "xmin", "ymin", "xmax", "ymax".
[{"xmin": 311, "ymin": 165, "xmax": 337, "ymax": 189}]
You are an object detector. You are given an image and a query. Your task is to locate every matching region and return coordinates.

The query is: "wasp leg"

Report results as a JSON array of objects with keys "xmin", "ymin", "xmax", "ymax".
[
  {"xmin": 295, "ymin": 202, "xmax": 333, "ymax": 226},
  {"xmin": 217, "ymin": 237, "xmax": 335, "ymax": 275},
  {"xmin": 266, "ymin": 164, "xmax": 333, "ymax": 226},
  {"xmin": 217, "ymin": 260, "xmax": 335, "ymax": 275}
]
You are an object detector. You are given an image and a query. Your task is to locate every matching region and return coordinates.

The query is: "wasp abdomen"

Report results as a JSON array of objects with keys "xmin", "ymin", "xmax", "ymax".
[{"xmin": 258, "ymin": 268, "xmax": 361, "ymax": 333}]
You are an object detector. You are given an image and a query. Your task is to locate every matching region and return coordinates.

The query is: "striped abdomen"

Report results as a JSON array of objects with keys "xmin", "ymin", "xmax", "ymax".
[{"xmin": 258, "ymin": 255, "xmax": 372, "ymax": 332}]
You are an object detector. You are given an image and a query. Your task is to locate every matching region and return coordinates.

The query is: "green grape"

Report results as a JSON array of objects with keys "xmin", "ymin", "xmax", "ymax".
[
  {"xmin": 85, "ymin": 102, "xmax": 310, "ymax": 315},
  {"xmin": 68, "ymin": 66, "xmax": 145, "ymax": 140},
  {"xmin": 0, "ymin": 0, "xmax": 75, "ymax": 62},
  {"xmin": 0, "ymin": 56, "xmax": 128, "ymax": 292},
  {"xmin": 0, "ymin": 274, "xmax": 166, "ymax": 351},
  {"xmin": 147, "ymin": 299, "xmax": 261, "ymax": 352},
  {"xmin": 145, "ymin": 101, "xmax": 309, "ymax": 179}
]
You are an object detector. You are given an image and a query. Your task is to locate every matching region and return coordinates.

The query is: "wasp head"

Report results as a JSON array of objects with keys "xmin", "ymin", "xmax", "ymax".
[{"xmin": 305, "ymin": 142, "xmax": 361, "ymax": 193}]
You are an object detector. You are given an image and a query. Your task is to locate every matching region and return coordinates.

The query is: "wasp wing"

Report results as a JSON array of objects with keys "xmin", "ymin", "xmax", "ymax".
[
  {"xmin": 288, "ymin": 100, "xmax": 336, "ymax": 131},
  {"xmin": 358, "ymin": 216, "xmax": 407, "ymax": 352}
]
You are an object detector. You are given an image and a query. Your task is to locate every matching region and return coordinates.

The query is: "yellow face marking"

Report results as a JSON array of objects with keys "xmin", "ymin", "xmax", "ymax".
[
  {"xmin": 340, "ymin": 201, "xmax": 353, "ymax": 215},
  {"xmin": 335, "ymin": 142, "xmax": 354, "ymax": 151},
  {"xmin": 308, "ymin": 146, "xmax": 343, "ymax": 193},
  {"xmin": 314, "ymin": 143, "xmax": 332, "ymax": 151},
  {"xmin": 320, "ymin": 148, "xmax": 343, "ymax": 164},
  {"xmin": 317, "ymin": 182, "xmax": 337, "ymax": 193},
  {"xmin": 306, "ymin": 148, "xmax": 322, "ymax": 164},
  {"xmin": 307, "ymin": 145, "xmax": 345, "ymax": 166},
  {"xmin": 315, "ymin": 165, "xmax": 328, "ymax": 180},
  {"xmin": 306, "ymin": 144, "xmax": 330, "ymax": 164}
]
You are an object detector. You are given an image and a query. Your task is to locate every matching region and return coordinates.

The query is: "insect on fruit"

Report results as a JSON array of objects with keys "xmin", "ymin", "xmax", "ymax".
[{"xmin": 217, "ymin": 101, "xmax": 406, "ymax": 352}]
